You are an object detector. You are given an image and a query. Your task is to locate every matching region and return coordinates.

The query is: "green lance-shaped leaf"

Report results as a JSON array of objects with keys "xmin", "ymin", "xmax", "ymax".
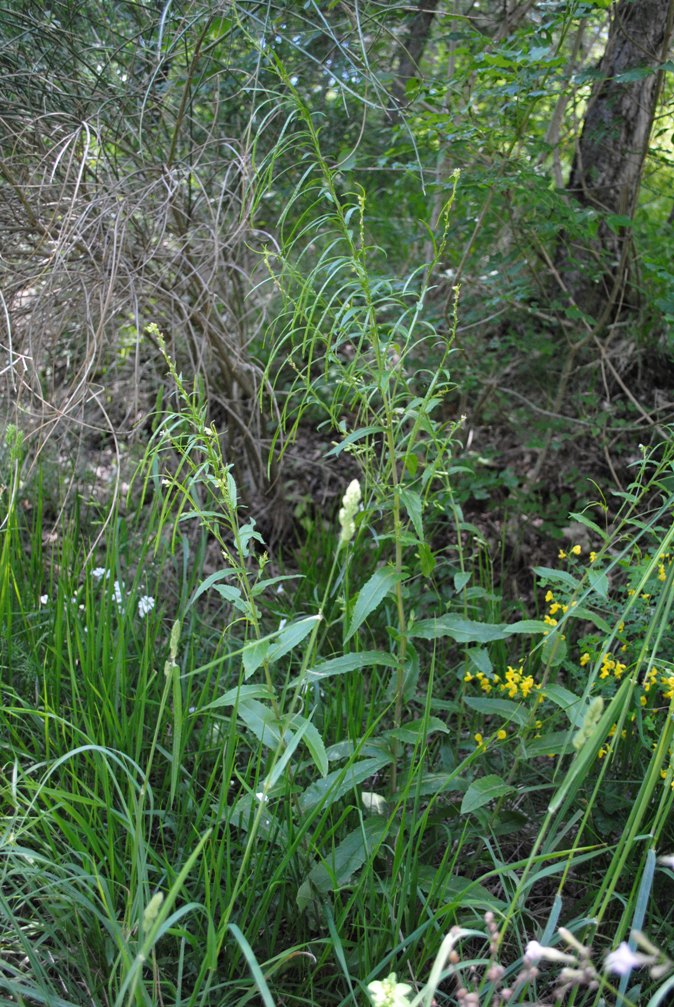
[
  {"xmin": 461, "ymin": 774, "xmax": 515, "ymax": 815},
  {"xmin": 297, "ymin": 818, "xmax": 390, "ymax": 912},
  {"xmin": 345, "ymin": 567, "xmax": 404, "ymax": 642}
]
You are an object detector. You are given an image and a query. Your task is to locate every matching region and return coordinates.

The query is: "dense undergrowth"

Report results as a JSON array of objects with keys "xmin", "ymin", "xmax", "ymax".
[
  {"xmin": 2, "ymin": 3, "xmax": 674, "ymax": 1005},
  {"xmin": 2, "ymin": 226, "xmax": 674, "ymax": 1005}
]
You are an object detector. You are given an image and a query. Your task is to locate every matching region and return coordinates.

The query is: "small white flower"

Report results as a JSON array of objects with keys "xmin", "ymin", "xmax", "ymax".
[
  {"xmin": 367, "ymin": 973, "xmax": 413, "ymax": 1007},
  {"xmin": 278, "ymin": 617, "xmax": 287, "ymax": 631},
  {"xmin": 91, "ymin": 567, "xmax": 108, "ymax": 581},
  {"xmin": 525, "ymin": 940, "xmax": 576, "ymax": 965},
  {"xmin": 39, "ymin": 594, "xmax": 48, "ymax": 605},
  {"xmin": 113, "ymin": 580, "xmax": 124, "ymax": 609},
  {"xmin": 255, "ymin": 792, "xmax": 269, "ymax": 803},
  {"xmin": 138, "ymin": 595, "xmax": 155, "ymax": 618},
  {"xmin": 605, "ymin": 942, "xmax": 651, "ymax": 976}
]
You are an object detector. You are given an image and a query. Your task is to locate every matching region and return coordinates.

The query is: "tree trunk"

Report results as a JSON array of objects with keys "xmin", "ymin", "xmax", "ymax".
[
  {"xmin": 559, "ymin": 0, "xmax": 674, "ymax": 321},
  {"xmin": 390, "ymin": 0, "xmax": 439, "ymax": 116}
]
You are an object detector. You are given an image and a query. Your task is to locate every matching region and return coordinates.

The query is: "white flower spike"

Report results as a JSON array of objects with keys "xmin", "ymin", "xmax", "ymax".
[{"xmin": 338, "ymin": 478, "xmax": 361, "ymax": 545}]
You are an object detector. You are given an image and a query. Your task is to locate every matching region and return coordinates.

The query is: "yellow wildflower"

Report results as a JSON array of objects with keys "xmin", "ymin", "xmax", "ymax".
[{"xmin": 570, "ymin": 544, "xmax": 581, "ymax": 556}]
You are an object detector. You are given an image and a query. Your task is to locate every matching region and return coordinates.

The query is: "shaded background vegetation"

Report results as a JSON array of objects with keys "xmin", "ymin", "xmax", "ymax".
[
  {"xmin": 2, "ymin": 0, "xmax": 673, "ymax": 556},
  {"xmin": 2, "ymin": 5, "xmax": 674, "ymax": 1005}
]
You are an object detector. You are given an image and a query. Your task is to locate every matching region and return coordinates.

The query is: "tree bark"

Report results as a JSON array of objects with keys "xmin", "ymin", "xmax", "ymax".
[
  {"xmin": 390, "ymin": 0, "xmax": 439, "ymax": 115},
  {"xmin": 559, "ymin": 0, "xmax": 674, "ymax": 321}
]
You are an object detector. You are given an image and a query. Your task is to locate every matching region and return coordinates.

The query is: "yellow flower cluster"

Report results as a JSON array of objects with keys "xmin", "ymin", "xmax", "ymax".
[
  {"xmin": 640, "ymin": 665, "xmax": 674, "ymax": 704},
  {"xmin": 473, "ymin": 727, "xmax": 509, "ymax": 748},
  {"xmin": 599, "ymin": 652, "xmax": 627, "ymax": 680},
  {"xmin": 464, "ymin": 664, "xmax": 539, "ymax": 700},
  {"xmin": 558, "ymin": 544, "xmax": 582, "ymax": 560},
  {"xmin": 598, "ymin": 720, "xmax": 630, "ymax": 760},
  {"xmin": 543, "ymin": 589, "xmax": 571, "ymax": 637}
]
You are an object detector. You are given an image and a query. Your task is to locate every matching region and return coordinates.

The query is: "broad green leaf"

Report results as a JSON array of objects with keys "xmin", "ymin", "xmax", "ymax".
[
  {"xmin": 413, "ymin": 773, "xmax": 467, "ymax": 797},
  {"xmin": 300, "ymin": 650, "xmax": 397, "ymax": 684},
  {"xmin": 238, "ymin": 521, "xmax": 264, "ymax": 558},
  {"xmin": 616, "ymin": 66, "xmax": 654, "ymax": 83},
  {"xmin": 461, "ymin": 775, "xmax": 515, "ymax": 815},
  {"xmin": 504, "ymin": 619, "xmax": 548, "ymax": 635},
  {"xmin": 299, "ymin": 755, "xmax": 393, "ymax": 812},
  {"xmin": 454, "ymin": 571, "xmax": 471, "ymax": 592},
  {"xmin": 229, "ymin": 794, "xmax": 287, "ymax": 846},
  {"xmin": 187, "ymin": 568, "xmax": 236, "ymax": 610},
  {"xmin": 418, "ymin": 542, "xmax": 436, "ymax": 577},
  {"xmin": 464, "ymin": 696, "xmax": 528, "ymax": 726},
  {"xmin": 588, "ymin": 568, "xmax": 609, "ymax": 600},
  {"xmin": 467, "ymin": 647, "xmax": 492, "ymax": 675},
  {"xmin": 570, "ymin": 605, "xmax": 612, "ymax": 633},
  {"xmin": 267, "ymin": 616, "xmax": 321, "ymax": 663},
  {"xmin": 237, "ymin": 699, "xmax": 283, "ymax": 748},
  {"xmin": 409, "ymin": 614, "xmax": 507, "ymax": 644},
  {"xmin": 226, "ymin": 471, "xmax": 238, "ymax": 509},
  {"xmin": 212, "ymin": 584, "xmax": 246, "ymax": 611},
  {"xmin": 542, "ymin": 633, "xmax": 567, "ymax": 667},
  {"xmin": 297, "ymin": 818, "xmax": 390, "ymax": 912},
  {"xmin": 345, "ymin": 567, "xmax": 402, "ymax": 642},
  {"xmin": 605, "ymin": 213, "xmax": 633, "ymax": 233},
  {"xmin": 242, "ymin": 638, "xmax": 269, "ymax": 679},
  {"xmin": 251, "ymin": 574, "xmax": 302, "ymax": 597},
  {"xmin": 198, "ymin": 683, "xmax": 272, "ymax": 711},
  {"xmin": 385, "ymin": 716, "xmax": 449, "ymax": 743},
  {"xmin": 292, "ymin": 714, "xmax": 328, "ymax": 777},
  {"xmin": 415, "ymin": 868, "xmax": 507, "ymax": 911},
  {"xmin": 262, "ymin": 717, "xmax": 312, "ymax": 791},
  {"xmin": 526, "ymin": 731, "xmax": 574, "ymax": 758},
  {"xmin": 533, "ymin": 567, "xmax": 580, "ymax": 591},
  {"xmin": 542, "ymin": 684, "xmax": 585, "ymax": 727},
  {"xmin": 568, "ymin": 512, "xmax": 609, "ymax": 542},
  {"xmin": 400, "ymin": 487, "xmax": 424, "ymax": 541}
]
